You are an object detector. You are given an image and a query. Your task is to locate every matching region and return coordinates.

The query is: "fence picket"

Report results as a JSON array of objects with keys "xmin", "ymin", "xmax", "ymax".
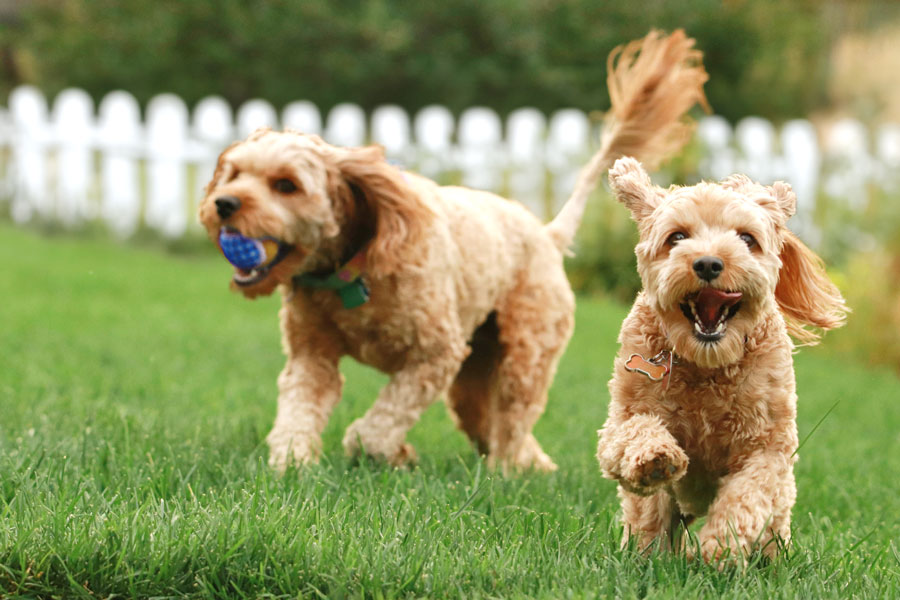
[
  {"xmin": 413, "ymin": 105, "xmax": 454, "ymax": 177},
  {"xmin": 9, "ymin": 85, "xmax": 50, "ymax": 223},
  {"xmin": 781, "ymin": 120, "xmax": 820, "ymax": 235},
  {"xmin": 325, "ymin": 103, "xmax": 366, "ymax": 148},
  {"xmin": 696, "ymin": 115, "xmax": 735, "ymax": 181},
  {"xmin": 237, "ymin": 99, "xmax": 278, "ymax": 138},
  {"xmin": 824, "ymin": 118, "xmax": 872, "ymax": 208},
  {"xmin": 97, "ymin": 91, "xmax": 142, "ymax": 237},
  {"xmin": 193, "ymin": 96, "xmax": 234, "ymax": 201},
  {"xmin": 507, "ymin": 108, "xmax": 546, "ymax": 216},
  {"xmin": 371, "ymin": 105, "xmax": 411, "ymax": 165},
  {"xmin": 735, "ymin": 117, "xmax": 779, "ymax": 184},
  {"xmin": 282, "ymin": 101, "xmax": 321, "ymax": 136},
  {"xmin": 458, "ymin": 107, "xmax": 504, "ymax": 191},
  {"xmin": 546, "ymin": 109, "xmax": 590, "ymax": 212},
  {"xmin": 147, "ymin": 94, "xmax": 189, "ymax": 237},
  {"xmin": 875, "ymin": 124, "xmax": 900, "ymax": 191},
  {"xmin": 52, "ymin": 88, "xmax": 95, "ymax": 225}
]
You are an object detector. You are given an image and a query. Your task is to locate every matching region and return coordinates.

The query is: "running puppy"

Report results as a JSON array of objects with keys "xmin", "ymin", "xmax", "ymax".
[{"xmin": 597, "ymin": 157, "xmax": 847, "ymax": 561}]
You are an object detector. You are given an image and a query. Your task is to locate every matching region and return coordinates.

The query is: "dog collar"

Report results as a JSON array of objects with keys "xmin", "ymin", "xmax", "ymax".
[{"xmin": 292, "ymin": 249, "xmax": 369, "ymax": 309}]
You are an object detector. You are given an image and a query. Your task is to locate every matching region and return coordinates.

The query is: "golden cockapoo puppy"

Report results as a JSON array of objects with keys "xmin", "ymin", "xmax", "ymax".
[
  {"xmin": 597, "ymin": 157, "xmax": 848, "ymax": 562},
  {"xmin": 198, "ymin": 31, "xmax": 708, "ymax": 473}
]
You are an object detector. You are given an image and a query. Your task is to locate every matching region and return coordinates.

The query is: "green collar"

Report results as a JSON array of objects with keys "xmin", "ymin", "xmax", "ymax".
[{"xmin": 292, "ymin": 249, "xmax": 370, "ymax": 309}]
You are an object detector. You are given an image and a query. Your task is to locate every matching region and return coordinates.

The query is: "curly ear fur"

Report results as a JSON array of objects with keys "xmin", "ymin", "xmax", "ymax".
[
  {"xmin": 770, "ymin": 182, "xmax": 797, "ymax": 220},
  {"xmin": 722, "ymin": 175, "xmax": 797, "ymax": 226},
  {"xmin": 608, "ymin": 157, "xmax": 660, "ymax": 223},
  {"xmin": 336, "ymin": 146, "xmax": 434, "ymax": 276},
  {"xmin": 776, "ymin": 230, "xmax": 848, "ymax": 344}
]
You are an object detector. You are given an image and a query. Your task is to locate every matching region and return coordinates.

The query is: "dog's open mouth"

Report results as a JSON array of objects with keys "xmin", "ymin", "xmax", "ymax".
[
  {"xmin": 218, "ymin": 227, "xmax": 293, "ymax": 287},
  {"xmin": 680, "ymin": 288, "xmax": 743, "ymax": 342}
]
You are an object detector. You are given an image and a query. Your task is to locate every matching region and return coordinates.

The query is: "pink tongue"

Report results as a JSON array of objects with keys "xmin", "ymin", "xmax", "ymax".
[{"xmin": 695, "ymin": 288, "xmax": 742, "ymax": 328}]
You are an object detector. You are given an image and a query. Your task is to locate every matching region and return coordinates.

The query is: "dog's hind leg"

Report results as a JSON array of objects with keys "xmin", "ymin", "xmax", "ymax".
[
  {"xmin": 483, "ymin": 265, "xmax": 575, "ymax": 473},
  {"xmin": 447, "ymin": 312, "xmax": 503, "ymax": 454}
]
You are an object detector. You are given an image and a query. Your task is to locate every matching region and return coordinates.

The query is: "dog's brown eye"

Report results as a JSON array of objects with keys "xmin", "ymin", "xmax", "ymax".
[
  {"xmin": 272, "ymin": 178, "xmax": 297, "ymax": 194},
  {"xmin": 739, "ymin": 233, "xmax": 757, "ymax": 248},
  {"xmin": 667, "ymin": 232, "xmax": 687, "ymax": 245}
]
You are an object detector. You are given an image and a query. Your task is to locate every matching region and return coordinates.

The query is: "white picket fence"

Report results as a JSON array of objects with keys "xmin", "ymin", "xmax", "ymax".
[{"xmin": 1, "ymin": 84, "xmax": 899, "ymax": 239}]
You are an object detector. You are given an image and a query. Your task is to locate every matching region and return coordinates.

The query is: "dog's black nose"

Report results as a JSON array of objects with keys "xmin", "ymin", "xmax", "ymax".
[
  {"xmin": 693, "ymin": 256, "xmax": 724, "ymax": 281},
  {"xmin": 215, "ymin": 196, "xmax": 241, "ymax": 220}
]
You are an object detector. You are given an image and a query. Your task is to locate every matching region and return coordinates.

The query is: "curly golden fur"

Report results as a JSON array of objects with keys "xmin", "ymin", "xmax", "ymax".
[
  {"xmin": 198, "ymin": 30, "xmax": 708, "ymax": 473},
  {"xmin": 596, "ymin": 157, "xmax": 848, "ymax": 562}
]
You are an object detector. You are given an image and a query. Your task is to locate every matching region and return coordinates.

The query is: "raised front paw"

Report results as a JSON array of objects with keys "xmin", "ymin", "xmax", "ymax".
[
  {"xmin": 266, "ymin": 429, "xmax": 320, "ymax": 473},
  {"xmin": 620, "ymin": 442, "xmax": 688, "ymax": 495}
]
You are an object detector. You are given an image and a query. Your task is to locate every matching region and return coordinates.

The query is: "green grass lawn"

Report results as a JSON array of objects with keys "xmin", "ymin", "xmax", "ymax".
[{"xmin": 2, "ymin": 223, "xmax": 899, "ymax": 599}]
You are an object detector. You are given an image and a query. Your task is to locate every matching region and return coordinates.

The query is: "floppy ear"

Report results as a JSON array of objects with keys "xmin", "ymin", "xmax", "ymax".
[
  {"xmin": 608, "ymin": 157, "xmax": 660, "ymax": 223},
  {"xmin": 336, "ymin": 145, "xmax": 433, "ymax": 276},
  {"xmin": 775, "ymin": 230, "xmax": 848, "ymax": 344}
]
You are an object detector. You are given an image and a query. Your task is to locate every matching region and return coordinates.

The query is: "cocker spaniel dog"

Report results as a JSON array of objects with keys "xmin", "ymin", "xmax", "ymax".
[
  {"xmin": 596, "ymin": 157, "xmax": 848, "ymax": 561},
  {"xmin": 199, "ymin": 31, "xmax": 708, "ymax": 473}
]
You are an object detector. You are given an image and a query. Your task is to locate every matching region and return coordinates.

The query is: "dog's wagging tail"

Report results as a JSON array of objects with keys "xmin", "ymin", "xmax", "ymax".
[{"xmin": 547, "ymin": 29, "xmax": 710, "ymax": 252}]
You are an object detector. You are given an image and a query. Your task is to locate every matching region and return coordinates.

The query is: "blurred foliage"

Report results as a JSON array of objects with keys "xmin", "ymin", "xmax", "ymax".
[
  {"xmin": 816, "ymin": 186, "xmax": 900, "ymax": 372},
  {"xmin": 1, "ymin": 0, "xmax": 843, "ymax": 122},
  {"xmin": 829, "ymin": 249, "xmax": 900, "ymax": 372},
  {"xmin": 565, "ymin": 190, "xmax": 640, "ymax": 304}
]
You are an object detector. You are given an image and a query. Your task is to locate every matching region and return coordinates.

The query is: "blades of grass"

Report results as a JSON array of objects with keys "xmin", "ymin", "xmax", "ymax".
[
  {"xmin": 845, "ymin": 527, "xmax": 878, "ymax": 554},
  {"xmin": 450, "ymin": 478, "xmax": 487, "ymax": 521},
  {"xmin": 792, "ymin": 400, "xmax": 840, "ymax": 457}
]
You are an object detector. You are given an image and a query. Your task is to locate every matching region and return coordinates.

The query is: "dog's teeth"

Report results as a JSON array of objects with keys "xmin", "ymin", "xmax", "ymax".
[
  {"xmin": 715, "ymin": 321, "xmax": 725, "ymax": 334},
  {"xmin": 694, "ymin": 321, "xmax": 703, "ymax": 334},
  {"xmin": 689, "ymin": 300, "xmax": 698, "ymax": 318}
]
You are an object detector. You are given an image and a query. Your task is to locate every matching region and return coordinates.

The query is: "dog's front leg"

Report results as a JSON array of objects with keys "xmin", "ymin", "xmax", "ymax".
[
  {"xmin": 267, "ymin": 303, "xmax": 344, "ymax": 472},
  {"xmin": 598, "ymin": 413, "xmax": 689, "ymax": 548},
  {"xmin": 343, "ymin": 351, "xmax": 465, "ymax": 466},
  {"xmin": 266, "ymin": 351, "xmax": 342, "ymax": 471},
  {"xmin": 597, "ymin": 413, "xmax": 689, "ymax": 496},
  {"xmin": 698, "ymin": 448, "xmax": 795, "ymax": 563}
]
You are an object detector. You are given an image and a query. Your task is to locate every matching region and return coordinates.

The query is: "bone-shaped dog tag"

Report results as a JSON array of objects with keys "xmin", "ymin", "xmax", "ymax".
[{"xmin": 624, "ymin": 352, "xmax": 670, "ymax": 381}]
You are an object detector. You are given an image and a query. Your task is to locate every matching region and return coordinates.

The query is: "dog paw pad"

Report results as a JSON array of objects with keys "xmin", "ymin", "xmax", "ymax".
[{"xmin": 626, "ymin": 449, "xmax": 687, "ymax": 492}]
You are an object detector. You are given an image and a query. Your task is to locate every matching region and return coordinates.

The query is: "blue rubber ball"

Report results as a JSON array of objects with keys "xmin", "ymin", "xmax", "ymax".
[{"xmin": 219, "ymin": 229, "xmax": 265, "ymax": 271}]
